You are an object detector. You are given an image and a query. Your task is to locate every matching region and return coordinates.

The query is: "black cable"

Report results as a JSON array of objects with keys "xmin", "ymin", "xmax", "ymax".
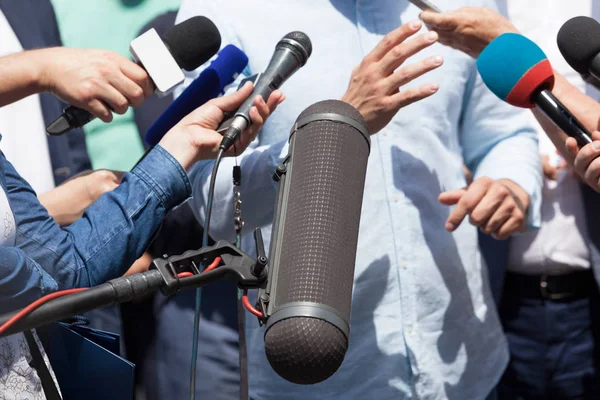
[{"xmin": 190, "ymin": 148, "xmax": 225, "ymax": 400}]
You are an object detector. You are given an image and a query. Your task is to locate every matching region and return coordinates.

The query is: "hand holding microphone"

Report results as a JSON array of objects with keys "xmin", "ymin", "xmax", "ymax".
[{"xmin": 159, "ymin": 81, "xmax": 284, "ymax": 170}]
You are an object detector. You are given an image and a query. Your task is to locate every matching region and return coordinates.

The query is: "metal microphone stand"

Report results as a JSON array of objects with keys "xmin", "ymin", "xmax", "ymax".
[{"xmin": 0, "ymin": 230, "xmax": 268, "ymax": 337}]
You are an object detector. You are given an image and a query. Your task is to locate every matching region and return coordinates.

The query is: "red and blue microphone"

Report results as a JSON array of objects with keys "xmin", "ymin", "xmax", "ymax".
[{"xmin": 477, "ymin": 32, "xmax": 592, "ymax": 146}]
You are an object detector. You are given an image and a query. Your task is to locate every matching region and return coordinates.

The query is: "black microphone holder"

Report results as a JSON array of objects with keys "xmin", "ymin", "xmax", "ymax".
[{"xmin": 0, "ymin": 229, "xmax": 269, "ymax": 337}]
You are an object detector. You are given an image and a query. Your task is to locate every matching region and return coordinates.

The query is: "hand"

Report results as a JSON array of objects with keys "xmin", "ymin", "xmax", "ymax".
[
  {"xmin": 420, "ymin": 8, "xmax": 519, "ymax": 58},
  {"xmin": 566, "ymin": 131, "xmax": 600, "ymax": 191},
  {"xmin": 438, "ymin": 177, "xmax": 529, "ymax": 240},
  {"xmin": 541, "ymin": 154, "xmax": 568, "ymax": 181},
  {"xmin": 36, "ymin": 48, "xmax": 153, "ymax": 122},
  {"xmin": 340, "ymin": 20, "xmax": 443, "ymax": 134},
  {"xmin": 40, "ymin": 169, "xmax": 125, "ymax": 226},
  {"xmin": 159, "ymin": 81, "xmax": 284, "ymax": 170}
]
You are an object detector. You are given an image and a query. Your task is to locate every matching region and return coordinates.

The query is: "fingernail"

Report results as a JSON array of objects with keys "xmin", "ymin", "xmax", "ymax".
[
  {"xmin": 593, "ymin": 141, "xmax": 600, "ymax": 151},
  {"xmin": 445, "ymin": 222, "xmax": 456, "ymax": 231},
  {"xmin": 428, "ymin": 83, "xmax": 439, "ymax": 92},
  {"xmin": 426, "ymin": 31, "xmax": 438, "ymax": 41},
  {"xmin": 431, "ymin": 56, "xmax": 444, "ymax": 65},
  {"xmin": 409, "ymin": 20, "xmax": 422, "ymax": 29}
]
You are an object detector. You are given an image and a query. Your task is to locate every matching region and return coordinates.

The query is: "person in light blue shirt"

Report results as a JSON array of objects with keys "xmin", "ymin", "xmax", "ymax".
[{"xmin": 175, "ymin": 1, "xmax": 543, "ymax": 399}]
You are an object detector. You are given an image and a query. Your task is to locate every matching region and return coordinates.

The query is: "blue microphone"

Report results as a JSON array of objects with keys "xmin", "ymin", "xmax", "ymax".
[{"xmin": 144, "ymin": 44, "xmax": 249, "ymax": 146}]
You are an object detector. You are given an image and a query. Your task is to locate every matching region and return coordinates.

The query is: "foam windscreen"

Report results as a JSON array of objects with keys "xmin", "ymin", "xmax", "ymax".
[
  {"xmin": 477, "ymin": 33, "xmax": 554, "ymax": 108},
  {"xmin": 264, "ymin": 100, "xmax": 370, "ymax": 384},
  {"xmin": 557, "ymin": 16, "xmax": 600, "ymax": 74},
  {"xmin": 163, "ymin": 16, "xmax": 221, "ymax": 71}
]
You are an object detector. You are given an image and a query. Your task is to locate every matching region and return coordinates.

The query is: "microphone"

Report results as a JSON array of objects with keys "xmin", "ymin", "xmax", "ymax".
[
  {"xmin": 218, "ymin": 31, "xmax": 312, "ymax": 151},
  {"xmin": 144, "ymin": 45, "xmax": 248, "ymax": 147},
  {"xmin": 259, "ymin": 100, "xmax": 371, "ymax": 384},
  {"xmin": 46, "ymin": 16, "xmax": 221, "ymax": 136},
  {"xmin": 477, "ymin": 33, "xmax": 592, "ymax": 147},
  {"xmin": 557, "ymin": 16, "xmax": 600, "ymax": 89}
]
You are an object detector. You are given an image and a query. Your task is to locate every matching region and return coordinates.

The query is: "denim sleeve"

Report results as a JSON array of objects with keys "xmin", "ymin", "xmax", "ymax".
[
  {"xmin": 0, "ymin": 246, "xmax": 58, "ymax": 314},
  {"xmin": 5, "ymin": 145, "xmax": 191, "ymax": 290}
]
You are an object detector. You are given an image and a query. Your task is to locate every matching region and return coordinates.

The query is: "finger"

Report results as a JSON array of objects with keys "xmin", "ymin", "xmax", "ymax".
[
  {"xmin": 420, "ymin": 10, "xmax": 457, "ymax": 32},
  {"xmin": 100, "ymin": 85, "xmax": 130, "ymax": 115},
  {"xmin": 495, "ymin": 215, "xmax": 526, "ymax": 240},
  {"xmin": 367, "ymin": 20, "xmax": 423, "ymax": 61},
  {"xmin": 438, "ymin": 188, "xmax": 466, "ymax": 206},
  {"xmin": 121, "ymin": 61, "xmax": 153, "ymax": 98},
  {"xmin": 565, "ymin": 137, "xmax": 580, "ymax": 158},
  {"xmin": 573, "ymin": 141, "xmax": 600, "ymax": 178},
  {"xmin": 109, "ymin": 75, "xmax": 145, "ymax": 108},
  {"xmin": 541, "ymin": 155, "xmax": 558, "ymax": 180},
  {"xmin": 379, "ymin": 31, "xmax": 439, "ymax": 75},
  {"xmin": 266, "ymin": 90, "xmax": 284, "ymax": 110},
  {"xmin": 482, "ymin": 200, "xmax": 514, "ymax": 235},
  {"xmin": 209, "ymin": 81, "xmax": 254, "ymax": 112},
  {"xmin": 583, "ymin": 156, "xmax": 600, "ymax": 189},
  {"xmin": 445, "ymin": 180, "xmax": 489, "ymax": 232},
  {"xmin": 386, "ymin": 55, "xmax": 444, "ymax": 93},
  {"xmin": 86, "ymin": 99, "xmax": 113, "ymax": 123},
  {"xmin": 468, "ymin": 186, "xmax": 508, "ymax": 228},
  {"xmin": 387, "ymin": 82, "xmax": 439, "ymax": 111},
  {"xmin": 249, "ymin": 101, "xmax": 265, "ymax": 127}
]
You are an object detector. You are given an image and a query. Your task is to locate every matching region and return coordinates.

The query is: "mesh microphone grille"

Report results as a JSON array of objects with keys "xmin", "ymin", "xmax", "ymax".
[
  {"xmin": 265, "ymin": 100, "xmax": 369, "ymax": 384},
  {"xmin": 273, "ymin": 100, "xmax": 369, "ymax": 315},
  {"xmin": 265, "ymin": 318, "xmax": 347, "ymax": 384},
  {"xmin": 283, "ymin": 31, "xmax": 313, "ymax": 60}
]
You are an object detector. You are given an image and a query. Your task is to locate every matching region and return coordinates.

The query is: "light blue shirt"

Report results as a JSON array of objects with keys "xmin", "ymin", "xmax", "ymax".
[{"xmin": 177, "ymin": 1, "xmax": 542, "ymax": 399}]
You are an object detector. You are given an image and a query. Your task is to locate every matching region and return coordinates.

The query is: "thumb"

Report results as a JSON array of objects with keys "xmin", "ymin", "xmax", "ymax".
[
  {"xmin": 420, "ymin": 10, "xmax": 455, "ymax": 31},
  {"xmin": 438, "ymin": 188, "xmax": 466, "ymax": 205},
  {"xmin": 208, "ymin": 81, "xmax": 254, "ymax": 112}
]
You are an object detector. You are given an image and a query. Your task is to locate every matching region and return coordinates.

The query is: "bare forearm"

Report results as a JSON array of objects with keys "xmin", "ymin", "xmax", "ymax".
[
  {"xmin": 38, "ymin": 184, "xmax": 90, "ymax": 227},
  {"xmin": 0, "ymin": 50, "xmax": 48, "ymax": 107}
]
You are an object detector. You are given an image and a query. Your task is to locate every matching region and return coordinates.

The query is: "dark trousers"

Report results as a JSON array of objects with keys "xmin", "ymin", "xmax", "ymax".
[{"xmin": 498, "ymin": 278, "xmax": 600, "ymax": 400}]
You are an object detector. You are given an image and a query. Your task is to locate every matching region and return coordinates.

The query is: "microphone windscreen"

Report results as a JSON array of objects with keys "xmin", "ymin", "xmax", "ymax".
[
  {"xmin": 163, "ymin": 16, "xmax": 221, "ymax": 71},
  {"xmin": 144, "ymin": 45, "xmax": 248, "ymax": 146},
  {"xmin": 557, "ymin": 16, "xmax": 600, "ymax": 74},
  {"xmin": 264, "ymin": 100, "xmax": 370, "ymax": 384},
  {"xmin": 477, "ymin": 33, "xmax": 554, "ymax": 108}
]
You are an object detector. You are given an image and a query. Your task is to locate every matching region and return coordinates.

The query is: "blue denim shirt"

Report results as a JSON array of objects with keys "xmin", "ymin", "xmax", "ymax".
[
  {"xmin": 0, "ymin": 143, "xmax": 191, "ymax": 315},
  {"xmin": 178, "ymin": 1, "xmax": 543, "ymax": 398}
]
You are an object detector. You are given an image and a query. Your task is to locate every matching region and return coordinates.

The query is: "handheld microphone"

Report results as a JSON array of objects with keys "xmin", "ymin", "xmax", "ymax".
[
  {"xmin": 259, "ymin": 100, "xmax": 370, "ymax": 384},
  {"xmin": 477, "ymin": 33, "xmax": 592, "ymax": 147},
  {"xmin": 144, "ymin": 45, "xmax": 248, "ymax": 147},
  {"xmin": 46, "ymin": 16, "xmax": 221, "ymax": 136},
  {"xmin": 219, "ymin": 32, "xmax": 312, "ymax": 151},
  {"xmin": 557, "ymin": 16, "xmax": 600, "ymax": 89}
]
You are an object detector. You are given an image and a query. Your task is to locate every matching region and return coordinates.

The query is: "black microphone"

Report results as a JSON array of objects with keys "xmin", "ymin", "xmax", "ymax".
[
  {"xmin": 46, "ymin": 16, "xmax": 221, "ymax": 135},
  {"xmin": 259, "ymin": 100, "xmax": 370, "ymax": 384},
  {"xmin": 558, "ymin": 16, "xmax": 600, "ymax": 89},
  {"xmin": 219, "ymin": 31, "xmax": 312, "ymax": 151}
]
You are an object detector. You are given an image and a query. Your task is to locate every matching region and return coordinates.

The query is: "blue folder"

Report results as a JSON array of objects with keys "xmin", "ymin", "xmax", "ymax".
[{"xmin": 43, "ymin": 322, "xmax": 135, "ymax": 400}]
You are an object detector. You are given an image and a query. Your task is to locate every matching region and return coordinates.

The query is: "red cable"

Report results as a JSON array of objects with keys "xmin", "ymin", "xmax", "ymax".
[
  {"xmin": 177, "ymin": 272, "xmax": 194, "ymax": 278},
  {"xmin": 0, "ymin": 288, "xmax": 88, "ymax": 335},
  {"xmin": 203, "ymin": 256, "xmax": 221, "ymax": 273},
  {"xmin": 242, "ymin": 289, "xmax": 263, "ymax": 318}
]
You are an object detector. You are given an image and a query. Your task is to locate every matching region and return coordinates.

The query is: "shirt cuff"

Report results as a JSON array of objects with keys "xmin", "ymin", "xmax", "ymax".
[{"xmin": 131, "ymin": 145, "xmax": 192, "ymax": 210}]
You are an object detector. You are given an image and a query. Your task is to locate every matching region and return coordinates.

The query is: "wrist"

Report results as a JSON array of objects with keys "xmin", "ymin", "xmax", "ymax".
[
  {"xmin": 498, "ymin": 178, "xmax": 530, "ymax": 210},
  {"xmin": 29, "ymin": 48, "xmax": 56, "ymax": 93}
]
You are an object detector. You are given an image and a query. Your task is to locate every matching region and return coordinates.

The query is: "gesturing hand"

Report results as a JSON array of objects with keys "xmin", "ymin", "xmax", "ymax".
[
  {"xmin": 438, "ymin": 177, "xmax": 529, "ymax": 240},
  {"xmin": 341, "ymin": 20, "xmax": 443, "ymax": 134}
]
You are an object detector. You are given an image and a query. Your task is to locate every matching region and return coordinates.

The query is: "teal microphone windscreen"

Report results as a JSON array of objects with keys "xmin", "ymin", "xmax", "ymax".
[{"xmin": 477, "ymin": 33, "xmax": 554, "ymax": 108}]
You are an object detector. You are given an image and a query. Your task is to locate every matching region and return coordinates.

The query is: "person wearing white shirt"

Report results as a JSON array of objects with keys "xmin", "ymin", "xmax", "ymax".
[{"xmin": 422, "ymin": 2, "xmax": 600, "ymax": 398}]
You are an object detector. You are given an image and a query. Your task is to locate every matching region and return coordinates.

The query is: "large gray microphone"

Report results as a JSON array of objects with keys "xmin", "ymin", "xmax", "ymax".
[
  {"xmin": 259, "ymin": 100, "xmax": 370, "ymax": 384},
  {"xmin": 219, "ymin": 31, "xmax": 312, "ymax": 150}
]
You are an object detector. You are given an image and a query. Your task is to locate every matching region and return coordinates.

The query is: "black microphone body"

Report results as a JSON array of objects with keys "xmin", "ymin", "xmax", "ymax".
[
  {"xmin": 219, "ymin": 32, "xmax": 312, "ymax": 150},
  {"xmin": 261, "ymin": 100, "xmax": 370, "ymax": 384},
  {"xmin": 533, "ymin": 87, "xmax": 593, "ymax": 146}
]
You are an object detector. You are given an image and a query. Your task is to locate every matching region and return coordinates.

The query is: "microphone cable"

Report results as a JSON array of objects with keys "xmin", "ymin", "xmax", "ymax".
[{"xmin": 189, "ymin": 147, "xmax": 225, "ymax": 400}]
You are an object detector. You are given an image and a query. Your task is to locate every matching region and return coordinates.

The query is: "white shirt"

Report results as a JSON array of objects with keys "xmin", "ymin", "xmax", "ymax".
[
  {"xmin": 0, "ymin": 9, "xmax": 55, "ymax": 195},
  {"xmin": 503, "ymin": 0, "xmax": 594, "ymax": 275}
]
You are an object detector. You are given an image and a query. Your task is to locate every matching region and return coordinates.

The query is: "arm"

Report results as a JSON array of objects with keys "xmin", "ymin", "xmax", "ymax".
[{"xmin": 440, "ymin": 64, "xmax": 543, "ymax": 239}]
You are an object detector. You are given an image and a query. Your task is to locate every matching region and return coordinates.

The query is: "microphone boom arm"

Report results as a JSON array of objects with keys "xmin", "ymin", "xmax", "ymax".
[{"xmin": 0, "ymin": 233, "xmax": 268, "ymax": 337}]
